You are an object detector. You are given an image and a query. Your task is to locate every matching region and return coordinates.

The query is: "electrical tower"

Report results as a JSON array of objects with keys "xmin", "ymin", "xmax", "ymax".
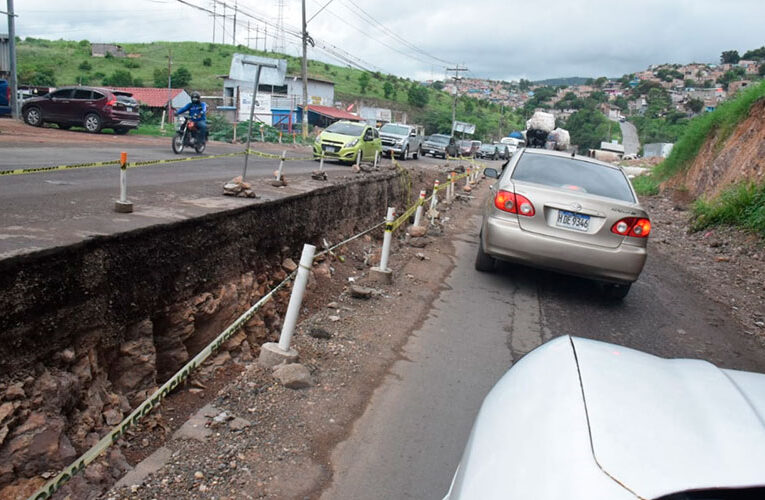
[{"xmin": 274, "ymin": 0, "xmax": 286, "ymax": 54}]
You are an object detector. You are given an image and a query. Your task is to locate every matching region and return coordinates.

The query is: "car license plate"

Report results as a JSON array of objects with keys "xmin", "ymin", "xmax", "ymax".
[
  {"xmin": 323, "ymin": 145, "xmax": 338, "ymax": 152},
  {"xmin": 126, "ymin": 107, "xmax": 133, "ymax": 112},
  {"xmin": 556, "ymin": 210, "xmax": 590, "ymax": 231}
]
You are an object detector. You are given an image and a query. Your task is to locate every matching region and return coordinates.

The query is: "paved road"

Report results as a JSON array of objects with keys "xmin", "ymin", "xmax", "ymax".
[
  {"xmin": 620, "ymin": 120, "xmax": 640, "ymax": 155},
  {"xmin": 321, "ymin": 196, "xmax": 765, "ymax": 499},
  {"xmin": 0, "ymin": 139, "xmax": 413, "ymax": 258}
]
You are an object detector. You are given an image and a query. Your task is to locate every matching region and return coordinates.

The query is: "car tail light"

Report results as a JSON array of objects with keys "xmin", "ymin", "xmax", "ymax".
[
  {"xmin": 611, "ymin": 217, "xmax": 651, "ymax": 238},
  {"xmin": 494, "ymin": 190, "xmax": 535, "ymax": 216},
  {"xmin": 106, "ymin": 98, "xmax": 117, "ymax": 107}
]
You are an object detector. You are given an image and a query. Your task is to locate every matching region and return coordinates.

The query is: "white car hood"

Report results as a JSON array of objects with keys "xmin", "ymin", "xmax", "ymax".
[
  {"xmin": 446, "ymin": 336, "xmax": 765, "ymax": 500},
  {"xmin": 573, "ymin": 336, "xmax": 765, "ymax": 499}
]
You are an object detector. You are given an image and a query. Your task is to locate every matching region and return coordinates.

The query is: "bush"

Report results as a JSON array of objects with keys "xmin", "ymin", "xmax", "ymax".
[
  {"xmin": 172, "ymin": 66, "xmax": 192, "ymax": 87},
  {"xmin": 103, "ymin": 69, "xmax": 134, "ymax": 86},
  {"xmin": 630, "ymin": 175, "xmax": 659, "ymax": 196},
  {"xmin": 78, "ymin": 60, "xmax": 92, "ymax": 72},
  {"xmin": 153, "ymin": 68, "xmax": 169, "ymax": 88},
  {"xmin": 692, "ymin": 182, "xmax": 765, "ymax": 236},
  {"xmin": 203, "ymin": 57, "xmax": 212, "ymax": 67},
  {"xmin": 122, "ymin": 59, "xmax": 140, "ymax": 69}
]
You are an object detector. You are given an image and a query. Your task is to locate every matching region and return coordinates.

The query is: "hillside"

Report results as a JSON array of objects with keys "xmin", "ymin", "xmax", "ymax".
[
  {"xmin": 15, "ymin": 38, "xmax": 522, "ymax": 140},
  {"xmin": 533, "ymin": 76, "xmax": 591, "ymax": 86}
]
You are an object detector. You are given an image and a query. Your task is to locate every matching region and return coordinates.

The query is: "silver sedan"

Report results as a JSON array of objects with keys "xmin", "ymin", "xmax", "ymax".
[{"xmin": 476, "ymin": 149, "xmax": 650, "ymax": 299}]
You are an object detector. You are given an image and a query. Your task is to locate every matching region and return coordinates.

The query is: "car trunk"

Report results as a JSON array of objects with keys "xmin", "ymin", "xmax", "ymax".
[{"xmin": 511, "ymin": 180, "xmax": 632, "ymax": 250}]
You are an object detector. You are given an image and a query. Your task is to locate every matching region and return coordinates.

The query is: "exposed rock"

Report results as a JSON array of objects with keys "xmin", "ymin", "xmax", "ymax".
[
  {"xmin": 223, "ymin": 330, "xmax": 247, "ymax": 352},
  {"xmin": 313, "ymin": 262, "xmax": 332, "ymax": 280},
  {"xmin": 282, "ymin": 258, "xmax": 298, "ymax": 273},
  {"xmin": 308, "ymin": 327, "xmax": 332, "ymax": 339},
  {"xmin": 0, "ymin": 402, "xmax": 17, "ymax": 424},
  {"xmin": 273, "ymin": 363, "xmax": 313, "ymax": 389},
  {"xmin": 4, "ymin": 383, "xmax": 25, "ymax": 401},
  {"xmin": 350, "ymin": 285, "xmax": 374, "ymax": 299},
  {"xmin": 56, "ymin": 348, "xmax": 76, "ymax": 364},
  {"xmin": 31, "ymin": 370, "xmax": 80, "ymax": 414},
  {"xmin": 407, "ymin": 225, "xmax": 427, "ymax": 237},
  {"xmin": 311, "ymin": 170, "xmax": 328, "ymax": 181},
  {"xmin": 223, "ymin": 176, "xmax": 258, "ymax": 198},
  {"xmin": 103, "ymin": 408, "xmax": 123, "ymax": 426},
  {"xmin": 109, "ymin": 325, "xmax": 157, "ymax": 405},
  {"xmin": 1, "ymin": 413, "xmax": 76, "ymax": 479},
  {"xmin": 408, "ymin": 237, "xmax": 429, "ymax": 248},
  {"xmin": 328, "ymin": 315, "xmax": 341, "ymax": 322}
]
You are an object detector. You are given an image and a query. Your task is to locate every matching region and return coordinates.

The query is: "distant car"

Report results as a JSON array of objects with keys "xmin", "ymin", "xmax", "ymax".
[
  {"xmin": 21, "ymin": 86, "xmax": 140, "ymax": 133},
  {"xmin": 0, "ymin": 79, "xmax": 10, "ymax": 116},
  {"xmin": 379, "ymin": 122, "xmax": 424, "ymax": 160},
  {"xmin": 313, "ymin": 120, "xmax": 382, "ymax": 164},
  {"xmin": 476, "ymin": 149, "xmax": 650, "ymax": 299},
  {"xmin": 422, "ymin": 134, "xmax": 458, "ymax": 159},
  {"xmin": 478, "ymin": 143, "xmax": 499, "ymax": 160},
  {"xmin": 457, "ymin": 139, "xmax": 479, "ymax": 157},
  {"xmin": 444, "ymin": 335, "xmax": 765, "ymax": 500}
]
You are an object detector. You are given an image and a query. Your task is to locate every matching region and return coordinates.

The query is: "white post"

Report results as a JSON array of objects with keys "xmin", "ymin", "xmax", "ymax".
[
  {"xmin": 413, "ymin": 189, "xmax": 426, "ymax": 227},
  {"xmin": 374, "ymin": 150, "xmax": 379, "ymax": 168},
  {"xmin": 379, "ymin": 207, "xmax": 395, "ymax": 272},
  {"xmin": 278, "ymin": 243, "xmax": 316, "ymax": 352},
  {"xmin": 114, "ymin": 152, "xmax": 133, "ymax": 213},
  {"xmin": 319, "ymin": 154, "xmax": 325, "ymax": 172},
  {"xmin": 429, "ymin": 180, "xmax": 440, "ymax": 211},
  {"xmin": 356, "ymin": 149, "xmax": 362, "ymax": 168},
  {"xmin": 465, "ymin": 167, "xmax": 472, "ymax": 188},
  {"xmin": 276, "ymin": 150, "xmax": 286, "ymax": 181}
]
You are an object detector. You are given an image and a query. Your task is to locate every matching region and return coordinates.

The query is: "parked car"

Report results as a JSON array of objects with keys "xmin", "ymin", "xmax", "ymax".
[
  {"xmin": 21, "ymin": 86, "xmax": 140, "ymax": 133},
  {"xmin": 313, "ymin": 120, "xmax": 382, "ymax": 164},
  {"xmin": 379, "ymin": 122, "xmax": 424, "ymax": 160},
  {"xmin": 0, "ymin": 79, "xmax": 10, "ymax": 116},
  {"xmin": 457, "ymin": 139, "xmax": 479, "ymax": 158},
  {"xmin": 444, "ymin": 335, "xmax": 765, "ymax": 500},
  {"xmin": 421, "ymin": 134, "xmax": 458, "ymax": 159},
  {"xmin": 476, "ymin": 149, "xmax": 650, "ymax": 299},
  {"xmin": 477, "ymin": 143, "xmax": 499, "ymax": 160}
]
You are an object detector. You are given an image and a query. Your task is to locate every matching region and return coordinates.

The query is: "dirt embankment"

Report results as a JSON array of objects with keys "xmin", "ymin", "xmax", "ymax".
[{"xmin": 667, "ymin": 98, "xmax": 765, "ymax": 198}]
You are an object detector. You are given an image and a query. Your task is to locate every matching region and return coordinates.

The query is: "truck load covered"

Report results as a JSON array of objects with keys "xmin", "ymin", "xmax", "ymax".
[
  {"xmin": 525, "ymin": 111, "xmax": 555, "ymax": 133},
  {"xmin": 546, "ymin": 128, "xmax": 571, "ymax": 151}
]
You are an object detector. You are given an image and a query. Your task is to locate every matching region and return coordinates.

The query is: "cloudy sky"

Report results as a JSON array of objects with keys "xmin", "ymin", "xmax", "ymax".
[{"xmin": 11, "ymin": 0, "xmax": 765, "ymax": 82}]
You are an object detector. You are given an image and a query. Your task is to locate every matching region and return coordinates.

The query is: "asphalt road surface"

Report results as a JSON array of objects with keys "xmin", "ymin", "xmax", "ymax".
[
  {"xmin": 321, "ymin": 200, "xmax": 765, "ymax": 500},
  {"xmin": 620, "ymin": 120, "xmax": 640, "ymax": 155}
]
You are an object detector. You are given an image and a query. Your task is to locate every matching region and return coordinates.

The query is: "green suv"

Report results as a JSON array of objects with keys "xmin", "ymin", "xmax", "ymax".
[{"xmin": 313, "ymin": 120, "xmax": 382, "ymax": 163}]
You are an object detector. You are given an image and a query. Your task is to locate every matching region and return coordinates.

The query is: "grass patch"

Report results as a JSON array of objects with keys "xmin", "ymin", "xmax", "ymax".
[
  {"xmin": 691, "ymin": 182, "xmax": 765, "ymax": 236},
  {"xmin": 630, "ymin": 175, "xmax": 659, "ymax": 196},
  {"xmin": 654, "ymin": 80, "xmax": 765, "ymax": 182}
]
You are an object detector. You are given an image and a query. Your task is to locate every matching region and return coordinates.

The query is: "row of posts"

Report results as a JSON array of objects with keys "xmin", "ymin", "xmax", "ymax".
[{"xmin": 261, "ymin": 164, "xmax": 482, "ymax": 366}]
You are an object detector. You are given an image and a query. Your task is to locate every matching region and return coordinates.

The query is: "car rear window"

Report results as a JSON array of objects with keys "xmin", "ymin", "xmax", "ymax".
[{"xmin": 511, "ymin": 153, "xmax": 635, "ymax": 203}]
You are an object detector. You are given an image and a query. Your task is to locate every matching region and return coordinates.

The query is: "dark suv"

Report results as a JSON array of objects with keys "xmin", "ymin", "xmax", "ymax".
[{"xmin": 21, "ymin": 86, "xmax": 140, "ymax": 134}]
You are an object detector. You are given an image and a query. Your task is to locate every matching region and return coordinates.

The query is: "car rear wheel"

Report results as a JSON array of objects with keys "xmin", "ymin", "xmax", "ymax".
[
  {"xmin": 23, "ymin": 107, "xmax": 42, "ymax": 127},
  {"xmin": 83, "ymin": 113, "xmax": 102, "ymax": 133},
  {"xmin": 603, "ymin": 283, "xmax": 631, "ymax": 300},
  {"xmin": 475, "ymin": 236, "xmax": 496, "ymax": 272}
]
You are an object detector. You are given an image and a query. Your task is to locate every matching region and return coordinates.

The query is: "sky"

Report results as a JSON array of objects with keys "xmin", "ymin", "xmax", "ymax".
[{"xmin": 9, "ymin": 0, "xmax": 765, "ymax": 82}]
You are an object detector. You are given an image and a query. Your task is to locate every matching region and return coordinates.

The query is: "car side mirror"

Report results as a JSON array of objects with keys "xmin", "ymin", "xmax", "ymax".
[{"xmin": 484, "ymin": 167, "xmax": 499, "ymax": 178}]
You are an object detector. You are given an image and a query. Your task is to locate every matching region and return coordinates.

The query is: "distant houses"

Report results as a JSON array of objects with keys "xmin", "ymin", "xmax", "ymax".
[{"xmin": 91, "ymin": 43, "xmax": 126, "ymax": 58}]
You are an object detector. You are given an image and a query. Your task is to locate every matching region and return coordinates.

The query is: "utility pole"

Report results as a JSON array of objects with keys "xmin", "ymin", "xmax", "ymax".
[
  {"xmin": 212, "ymin": 0, "xmax": 216, "ymax": 43},
  {"xmin": 232, "ymin": 0, "xmax": 237, "ymax": 45},
  {"xmin": 446, "ymin": 65, "xmax": 468, "ymax": 134},
  {"xmin": 7, "ymin": 0, "xmax": 19, "ymax": 119},
  {"xmin": 301, "ymin": 0, "xmax": 309, "ymax": 139},
  {"xmin": 165, "ymin": 49, "xmax": 172, "ymax": 131}
]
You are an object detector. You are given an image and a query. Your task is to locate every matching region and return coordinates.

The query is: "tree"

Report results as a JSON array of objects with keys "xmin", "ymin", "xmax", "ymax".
[
  {"xmin": 564, "ymin": 108, "xmax": 610, "ymax": 150},
  {"xmin": 518, "ymin": 79, "xmax": 531, "ymax": 91},
  {"xmin": 18, "ymin": 66, "xmax": 56, "ymax": 86},
  {"xmin": 759, "ymin": 64, "xmax": 765, "ymax": 77},
  {"xmin": 358, "ymin": 72, "xmax": 370, "ymax": 94},
  {"xmin": 103, "ymin": 70, "xmax": 134, "ymax": 86},
  {"xmin": 383, "ymin": 81, "xmax": 394, "ymax": 99},
  {"xmin": 203, "ymin": 58, "xmax": 212, "ymax": 67},
  {"xmin": 407, "ymin": 83, "xmax": 429, "ymax": 108},
  {"xmin": 172, "ymin": 67, "xmax": 192, "ymax": 87},
  {"xmin": 687, "ymin": 98, "xmax": 704, "ymax": 114},
  {"xmin": 78, "ymin": 60, "xmax": 92, "ymax": 72},
  {"xmin": 684, "ymin": 79, "xmax": 697, "ymax": 88},
  {"xmin": 431, "ymin": 81, "xmax": 444, "ymax": 91},
  {"xmin": 720, "ymin": 50, "xmax": 740, "ymax": 64},
  {"xmin": 153, "ymin": 68, "xmax": 169, "ymax": 88},
  {"xmin": 593, "ymin": 76, "xmax": 608, "ymax": 88},
  {"xmin": 743, "ymin": 46, "xmax": 765, "ymax": 61}
]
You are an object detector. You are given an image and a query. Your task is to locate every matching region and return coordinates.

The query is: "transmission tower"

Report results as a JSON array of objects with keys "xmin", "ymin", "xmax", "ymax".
[{"xmin": 274, "ymin": 0, "xmax": 286, "ymax": 54}]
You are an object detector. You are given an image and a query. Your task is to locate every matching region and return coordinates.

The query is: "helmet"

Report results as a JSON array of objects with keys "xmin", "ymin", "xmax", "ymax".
[{"xmin": 191, "ymin": 91, "xmax": 201, "ymax": 103}]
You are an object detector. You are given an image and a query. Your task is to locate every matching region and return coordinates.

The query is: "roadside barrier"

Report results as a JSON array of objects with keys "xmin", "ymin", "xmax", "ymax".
[
  {"xmin": 114, "ymin": 152, "xmax": 133, "ymax": 214},
  {"xmin": 25, "ymin": 153, "xmax": 486, "ymax": 500}
]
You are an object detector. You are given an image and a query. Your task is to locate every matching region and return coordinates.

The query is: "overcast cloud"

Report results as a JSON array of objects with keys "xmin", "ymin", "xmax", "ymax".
[{"xmin": 11, "ymin": 0, "xmax": 765, "ymax": 82}]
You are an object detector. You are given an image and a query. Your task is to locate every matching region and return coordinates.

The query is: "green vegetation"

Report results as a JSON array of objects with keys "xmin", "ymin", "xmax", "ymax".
[
  {"xmin": 630, "ymin": 175, "xmax": 659, "ymax": 196},
  {"xmin": 692, "ymin": 182, "xmax": 765, "ymax": 236},
  {"xmin": 653, "ymin": 80, "xmax": 765, "ymax": 182},
  {"xmin": 15, "ymin": 38, "xmax": 521, "ymax": 141}
]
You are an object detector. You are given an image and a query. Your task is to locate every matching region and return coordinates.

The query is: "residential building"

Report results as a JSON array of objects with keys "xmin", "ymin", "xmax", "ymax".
[{"xmin": 91, "ymin": 43, "xmax": 126, "ymax": 58}]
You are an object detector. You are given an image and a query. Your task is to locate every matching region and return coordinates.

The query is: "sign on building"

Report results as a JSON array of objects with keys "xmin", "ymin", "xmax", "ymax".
[{"xmin": 238, "ymin": 92, "xmax": 272, "ymax": 122}]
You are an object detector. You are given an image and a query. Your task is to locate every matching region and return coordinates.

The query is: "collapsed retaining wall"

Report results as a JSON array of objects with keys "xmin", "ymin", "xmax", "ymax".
[{"xmin": 0, "ymin": 170, "xmax": 407, "ymax": 496}]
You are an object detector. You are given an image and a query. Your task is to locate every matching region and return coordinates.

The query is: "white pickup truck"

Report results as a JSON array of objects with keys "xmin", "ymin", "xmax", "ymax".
[{"xmin": 379, "ymin": 123, "xmax": 425, "ymax": 160}]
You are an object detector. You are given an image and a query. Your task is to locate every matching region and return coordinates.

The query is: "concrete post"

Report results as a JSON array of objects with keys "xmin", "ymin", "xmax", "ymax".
[
  {"xmin": 465, "ymin": 167, "xmax": 472, "ymax": 188},
  {"xmin": 370, "ymin": 208, "xmax": 395, "ymax": 284},
  {"xmin": 429, "ymin": 180, "xmax": 440, "ymax": 212},
  {"xmin": 319, "ymin": 154, "xmax": 325, "ymax": 172},
  {"xmin": 373, "ymin": 150, "xmax": 378, "ymax": 169},
  {"xmin": 356, "ymin": 149, "xmax": 362, "ymax": 168},
  {"xmin": 413, "ymin": 189, "xmax": 426, "ymax": 227},
  {"xmin": 276, "ymin": 150, "xmax": 286, "ymax": 181},
  {"xmin": 278, "ymin": 243, "xmax": 316, "ymax": 352},
  {"xmin": 114, "ymin": 152, "xmax": 133, "ymax": 213},
  {"xmin": 279, "ymin": 131, "xmax": 282, "ymax": 144}
]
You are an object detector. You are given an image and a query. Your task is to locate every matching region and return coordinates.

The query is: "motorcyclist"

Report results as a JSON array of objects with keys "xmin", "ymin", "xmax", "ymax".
[{"xmin": 175, "ymin": 91, "xmax": 207, "ymax": 144}]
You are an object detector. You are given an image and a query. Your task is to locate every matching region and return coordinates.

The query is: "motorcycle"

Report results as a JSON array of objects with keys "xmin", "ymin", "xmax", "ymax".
[{"xmin": 172, "ymin": 115, "xmax": 208, "ymax": 154}]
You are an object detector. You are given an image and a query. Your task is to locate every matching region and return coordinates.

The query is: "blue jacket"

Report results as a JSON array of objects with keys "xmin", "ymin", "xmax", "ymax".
[{"xmin": 176, "ymin": 101, "xmax": 207, "ymax": 121}]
